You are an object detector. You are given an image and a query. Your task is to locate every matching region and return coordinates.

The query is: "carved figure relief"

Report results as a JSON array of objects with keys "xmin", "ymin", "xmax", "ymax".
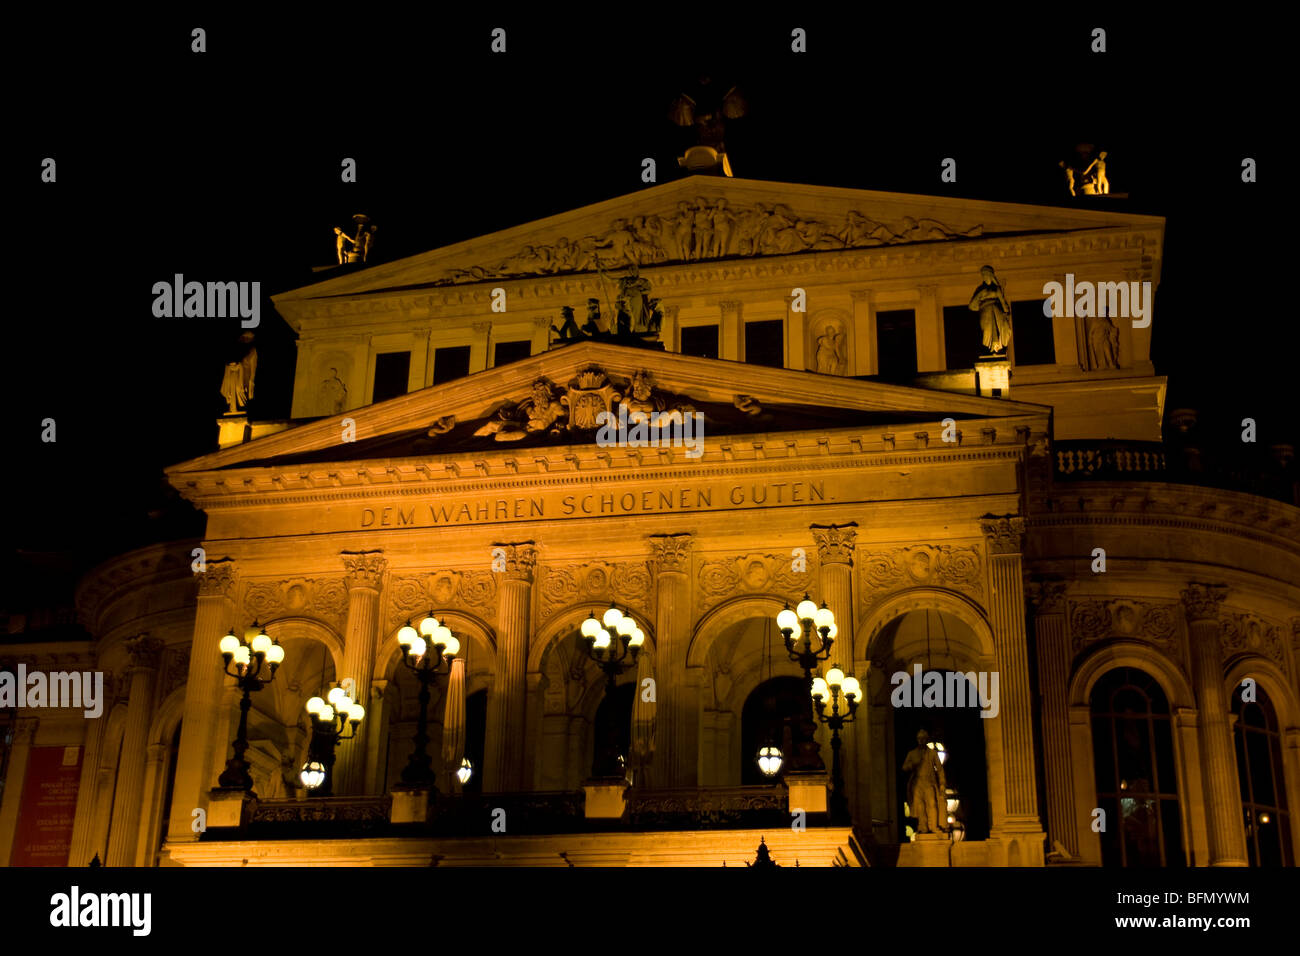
[
  {"xmin": 440, "ymin": 200, "xmax": 984, "ymax": 284},
  {"xmin": 858, "ymin": 545, "xmax": 983, "ymax": 614},
  {"xmin": 243, "ymin": 577, "xmax": 349, "ymax": 629},
  {"xmin": 1067, "ymin": 599, "xmax": 1179, "ymax": 655},
  {"xmin": 1219, "ymin": 613, "xmax": 1287, "ymax": 669},
  {"xmin": 387, "ymin": 570, "xmax": 499, "ymax": 625},
  {"xmin": 538, "ymin": 562, "xmax": 653, "ymax": 622},
  {"xmin": 696, "ymin": 553, "xmax": 815, "ymax": 612}
]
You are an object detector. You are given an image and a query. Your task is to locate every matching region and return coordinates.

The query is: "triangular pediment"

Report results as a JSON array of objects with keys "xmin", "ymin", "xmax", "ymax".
[
  {"xmin": 273, "ymin": 176, "xmax": 1164, "ymax": 313},
  {"xmin": 168, "ymin": 342, "xmax": 1049, "ymax": 480}
]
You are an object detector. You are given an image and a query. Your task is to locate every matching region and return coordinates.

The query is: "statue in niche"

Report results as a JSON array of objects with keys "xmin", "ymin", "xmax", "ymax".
[
  {"xmin": 902, "ymin": 729, "xmax": 947, "ymax": 834},
  {"xmin": 319, "ymin": 367, "xmax": 347, "ymax": 415},
  {"xmin": 1084, "ymin": 310, "xmax": 1120, "ymax": 370},
  {"xmin": 220, "ymin": 332, "xmax": 257, "ymax": 415},
  {"xmin": 969, "ymin": 265, "xmax": 1013, "ymax": 355},
  {"xmin": 814, "ymin": 324, "xmax": 847, "ymax": 375}
]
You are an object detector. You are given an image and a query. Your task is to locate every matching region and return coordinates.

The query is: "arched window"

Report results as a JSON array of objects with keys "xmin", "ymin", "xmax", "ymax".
[
  {"xmin": 1090, "ymin": 668, "xmax": 1185, "ymax": 866},
  {"xmin": 1233, "ymin": 685, "xmax": 1292, "ymax": 866},
  {"xmin": 740, "ymin": 677, "xmax": 809, "ymax": 786}
]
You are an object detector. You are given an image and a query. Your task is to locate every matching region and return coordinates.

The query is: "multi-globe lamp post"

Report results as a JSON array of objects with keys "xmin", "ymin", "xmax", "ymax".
[
  {"xmin": 216, "ymin": 622, "xmax": 285, "ymax": 791},
  {"xmin": 299, "ymin": 685, "xmax": 365, "ymax": 797},
  {"xmin": 776, "ymin": 595, "xmax": 837, "ymax": 772},
  {"xmin": 579, "ymin": 606, "xmax": 644, "ymax": 778},
  {"xmin": 395, "ymin": 612, "xmax": 459, "ymax": 787},
  {"xmin": 811, "ymin": 665, "xmax": 861, "ymax": 824}
]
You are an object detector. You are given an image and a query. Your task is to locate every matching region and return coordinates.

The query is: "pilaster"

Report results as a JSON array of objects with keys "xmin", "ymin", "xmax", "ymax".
[{"xmin": 486, "ymin": 542, "xmax": 536, "ymax": 792}]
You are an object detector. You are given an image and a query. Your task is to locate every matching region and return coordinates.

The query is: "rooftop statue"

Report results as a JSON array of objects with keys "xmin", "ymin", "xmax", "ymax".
[{"xmin": 969, "ymin": 265, "xmax": 1013, "ymax": 355}]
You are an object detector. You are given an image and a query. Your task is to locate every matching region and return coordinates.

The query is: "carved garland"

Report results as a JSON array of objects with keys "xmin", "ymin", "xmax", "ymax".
[
  {"xmin": 387, "ymin": 571, "xmax": 499, "ymax": 626},
  {"xmin": 857, "ymin": 544, "xmax": 984, "ymax": 617},
  {"xmin": 696, "ymin": 552, "xmax": 817, "ymax": 613},
  {"xmin": 243, "ymin": 578, "xmax": 350, "ymax": 630},
  {"xmin": 1067, "ymin": 599, "xmax": 1179, "ymax": 655},
  {"xmin": 538, "ymin": 562, "xmax": 653, "ymax": 621}
]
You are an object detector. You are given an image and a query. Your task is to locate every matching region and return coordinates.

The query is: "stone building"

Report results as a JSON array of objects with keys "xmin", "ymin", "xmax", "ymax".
[{"xmin": 3, "ymin": 177, "xmax": 1297, "ymax": 867}]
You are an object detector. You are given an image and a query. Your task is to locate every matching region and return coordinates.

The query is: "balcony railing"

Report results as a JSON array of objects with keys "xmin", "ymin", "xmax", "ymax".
[{"xmin": 1054, "ymin": 441, "xmax": 1167, "ymax": 478}]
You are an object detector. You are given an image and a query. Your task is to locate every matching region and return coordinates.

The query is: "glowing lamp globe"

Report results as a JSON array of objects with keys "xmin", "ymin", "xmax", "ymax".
[
  {"xmin": 814, "ymin": 605, "xmax": 835, "ymax": 630},
  {"xmin": 233, "ymin": 645, "xmax": 251, "ymax": 667},
  {"xmin": 408, "ymin": 636, "xmax": 427, "ymax": 661},
  {"xmin": 602, "ymin": 606, "xmax": 624, "ymax": 630},
  {"xmin": 756, "ymin": 745, "xmax": 784, "ymax": 777},
  {"xmin": 776, "ymin": 608, "xmax": 798, "ymax": 633},
  {"xmin": 593, "ymin": 629, "xmax": 612, "ymax": 650},
  {"xmin": 265, "ymin": 643, "xmax": 285, "ymax": 665},
  {"xmin": 616, "ymin": 616, "xmax": 635, "ymax": 638},
  {"xmin": 305, "ymin": 697, "xmax": 325, "ymax": 717},
  {"xmin": 219, "ymin": 633, "xmax": 240, "ymax": 657},
  {"xmin": 251, "ymin": 632, "xmax": 272, "ymax": 655},
  {"xmin": 419, "ymin": 614, "xmax": 438, "ymax": 636},
  {"xmin": 442, "ymin": 634, "xmax": 460, "ymax": 658},
  {"xmin": 841, "ymin": 676, "xmax": 861, "ymax": 701},
  {"xmin": 826, "ymin": 667, "xmax": 845, "ymax": 689},
  {"xmin": 629, "ymin": 626, "xmax": 645, "ymax": 648},
  {"xmin": 811, "ymin": 677, "xmax": 828, "ymax": 700},
  {"xmin": 581, "ymin": 615, "xmax": 601, "ymax": 639},
  {"xmin": 796, "ymin": 598, "xmax": 818, "ymax": 621},
  {"xmin": 348, "ymin": 703, "xmax": 365, "ymax": 724},
  {"xmin": 300, "ymin": 760, "xmax": 326, "ymax": 790},
  {"xmin": 398, "ymin": 624, "xmax": 419, "ymax": 648}
]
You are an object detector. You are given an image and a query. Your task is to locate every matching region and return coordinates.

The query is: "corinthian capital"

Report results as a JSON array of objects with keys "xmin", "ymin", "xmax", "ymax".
[
  {"xmin": 1026, "ymin": 579, "xmax": 1068, "ymax": 615},
  {"xmin": 810, "ymin": 523, "xmax": 858, "ymax": 565},
  {"xmin": 342, "ymin": 551, "xmax": 387, "ymax": 591},
  {"xmin": 124, "ymin": 635, "xmax": 164, "ymax": 673},
  {"xmin": 1182, "ymin": 583, "xmax": 1229, "ymax": 623},
  {"xmin": 494, "ymin": 543, "xmax": 538, "ymax": 583},
  {"xmin": 196, "ymin": 558, "xmax": 237, "ymax": 599},
  {"xmin": 980, "ymin": 515, "xmax": 1026, "ymax": 555},
  {"xmin": 649, "ymin": 533, "xmax": 693, "ymax": 574}
]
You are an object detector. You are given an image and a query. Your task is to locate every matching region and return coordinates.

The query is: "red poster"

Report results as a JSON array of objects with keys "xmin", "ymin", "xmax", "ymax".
[{"xmin": 9, "ymin": 746, "xmax": 82, "ymax": 866}]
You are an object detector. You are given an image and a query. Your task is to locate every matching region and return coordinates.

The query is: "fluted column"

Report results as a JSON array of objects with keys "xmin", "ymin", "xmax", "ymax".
[
  {"xmin": 0, "ymin": 718, "xmax": 38, "ymax": 865},
  {"xmin": 441, "ymin": 658, "xmax": 466, "ymax": 792},
  {"xmin": 980, "ymin": 516, "xmax": 1045, "ymax": 860},
  {"xmin": 811, "ymin": 522, "xmax": 863, "ymax": 817},
  {"xmin": 485, "ymin": 542, "xmax": 536, "ymax": 792},
  {"xmin": 1182, "ymin": 583, "xmax": 1248, "ymax": 866},
  {"xmin": 335, "ymin": 551, "xmax": 385, "ymax": 795},
  {"xmin": 107, "ymin": 636, "xmax": 163, "ymax": 866},
  {"xmin": 68, "ymin": 712, "xmax": 106, "ymax": 867},
  {"xmin": 135, "ymin": 742, "xmax": 167, "ymax": 866},
  {"xmin": 1028, "ymin": 579, "xmax": 1074, "ymax": 856},
  {"xmin": 167, "ymin": 558, "xmax": 237, "ymax": 843},
  {"xmin": 648, "ymin": 533, "xmax": 694, "ymax": 789},
  {"xmin": 631, "ymin": 649, "xmax": 656, "ymax": 787}
]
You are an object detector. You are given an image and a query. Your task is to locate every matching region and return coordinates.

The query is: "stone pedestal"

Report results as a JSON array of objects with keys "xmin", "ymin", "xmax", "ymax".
[
  {"xmin": 217, "ymin": 414, "xmax": 248, "ymax": 449},
  {"xmin": 975, "ymin": 356, "xmax": 1011, "ymax": 396},
  {"xmin": 786, "ymin": 771, "xmax": 830, "ymax": 814},
  {"xmin": 899, "ymin": 832, "xmax": 950, "ymax": 867},
  {"xmin": 207, "ymin": 787, "xmax": 256, "ymax": 828},
  {"xmin": 389, "ymin": 786, "xmax": 435, "ymax": 824},
  {"xmin": 583, "ymin": 782, "xmax": 629, "ymax": 819}
]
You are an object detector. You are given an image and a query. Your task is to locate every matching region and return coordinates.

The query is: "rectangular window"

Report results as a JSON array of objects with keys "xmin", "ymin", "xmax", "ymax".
[
  {"xmin": 432, "ymin": 345, "xmax": 472, "ymax": 385},
  {"xmin": 943, "ymin": 304, "xmax": 984, "ymax": 371},
  {"xmin": 744, "ymin": 319, "xmax": 784, "ymax": 368},
  {"xmin": 875, "ymin": 309, "xmax": 917, "ymax": 380},
  {"xmin": 372, "ymin": 351, "xmax": 411, "ymax": 404},
  {"xmin": 680, "ymin": 324, "xmax": 719, "ymax": 360},
  {"xmin": 1011, "ymin": 299, "xmax": 1055, "ymax": 366},
  {"xmin": 493, "ymin": 340, "xmax": 532, "ymax": 367}
]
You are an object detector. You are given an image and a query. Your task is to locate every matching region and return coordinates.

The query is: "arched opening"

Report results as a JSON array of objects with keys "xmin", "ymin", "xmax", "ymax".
[
  {"xmin": 1090, "ymin": 667, "xmax": 1185, "ymax": 866},
  {"xmin": 739, "ymin": 676, "xmax": 807, "ymax": 785},
  {"xmin": 591, "ymin": 682, "xmax": 635, "ymax": 778},
  {"xmin": 1233, "ymin": 685, "xmax": 1292, "ymax": 866}
]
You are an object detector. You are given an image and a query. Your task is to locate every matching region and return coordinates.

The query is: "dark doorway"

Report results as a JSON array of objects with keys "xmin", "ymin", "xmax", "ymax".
[
  {"xmin": 740, "ymin": 676, "xmax": 809, "ymax": 785},
  {"xmin": 591, "ymin": 682, "xmax": 635, "ymax": 778}
]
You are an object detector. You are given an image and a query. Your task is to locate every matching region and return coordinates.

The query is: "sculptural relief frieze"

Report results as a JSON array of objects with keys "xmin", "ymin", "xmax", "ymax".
[
  {"xmin": 387, "ymin": 570, "xmax": 499, "ymax": 625},
  {"xmin": 857, "ymin": 544, "xmax": 983, "ymax": 615},
  {"xmin": 697, "ymin": 552, "xmax": 815, "ymax": 612},
  {"xmin": 440, "ymin": 199, "xmax": 984, "ymax": 284},
  {"xmin": 538, "ymin": 561, "xmax": 653, "ymax": 622},
  {"xmin": 243, "ymin": 577, "xmax": 349, "ymax": 629},
  {"xmin": 1068, "ymin": 599, "xmax": 1179, "ymax": 655},
  {"xmin": 1219, "ymin": 613, "xmax": 1287, "ymax": 669}
]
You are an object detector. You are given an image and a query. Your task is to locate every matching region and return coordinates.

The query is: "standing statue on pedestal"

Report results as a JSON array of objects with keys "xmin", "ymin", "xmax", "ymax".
[
  {"xmin": 668, "ymin": 75, "xmax": 747, "ymax": 177},
  {"xmin": 335, "ymin": 214, "xmax": 377, "ymax": 264},
  {"xmin": 220, "ymin": 332, "xmax": 257, "ymax": 414},
  {"xmin": 1082, "ymin": 151, "xmax": 1109, "ymax": 195},
  {"xmin": 902, "ymin": 729, "xmax": 947, "ymax": 834},
  {"xmin": 969, "ymin": 265, "xmax": 1013, "ymax": 355}
]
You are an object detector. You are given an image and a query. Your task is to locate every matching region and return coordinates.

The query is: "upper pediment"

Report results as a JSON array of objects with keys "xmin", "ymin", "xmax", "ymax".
[
  {"xmin": 273, "ymin": 176, "xmax": 1165, "ymax": 310},
  {"xmin": 168, "ymin": 342, "xmax": 1049, "ymax": 483}
]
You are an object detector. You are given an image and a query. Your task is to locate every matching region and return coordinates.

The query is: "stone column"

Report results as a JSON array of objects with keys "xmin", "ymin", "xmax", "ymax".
[
  {"xmin": 0, "ymin": 718, "xmax": 38, "ymax": 865},
  {"xmin": 167, "ymin": 559, "xmax": 237, "ymax": 843},
  {"xmin": 485, "ymin": 542, "xmax": 536, "ymax": 792},
  {"xmin": 107, "ymin": 635, "xmax": 163, "ymax": 866},
  {"xmin": 648, "ymin": 533, "xmax": 694, "ymax": 789},
  {"xmin": 1028, "ymin": 579, "xmax": 1075, "ymax": 857},
  {"xmin": 336, "ymin": 551, "xmax": 386, "ymax": 795},
  {"xmin": 363, "ymin": 679, "xmax": 388, "ymax": 795},
  {"xmin": 135, "ymin": 742, "xmax": 167, "ymax": 867},
  {"xmin": 441, "ymin": 658, "xmax": 467, "ymax": 792},
  {"xmin": 850, "ymin": 289, "xmax": 878, "ymax": 376},
  {"xmin": 720, "ymin": 300, "xmax": 743, "ymax": 362},
  {"xmin": 67, "ymin": 713, "xmax": 106, "ymax": 867},
  {"xmin": 1182, "ymin": 583, "xmax": 1248, "ymax": 866},
  {"xmin": 916, "ymin": 285, "xmax": 944, "ymax": 372},
  {"xmin": 979, "ymin": 516, "xmax": 1045, "ymax": 863},
  {"xmin": 811, "ymin": 523, "xmax": 864, "ymax": 816}
]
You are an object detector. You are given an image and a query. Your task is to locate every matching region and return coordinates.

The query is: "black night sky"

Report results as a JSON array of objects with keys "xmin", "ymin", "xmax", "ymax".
[{"xmin": 6, "ymin": 11, "xmax": 1289, "ymax": 605}]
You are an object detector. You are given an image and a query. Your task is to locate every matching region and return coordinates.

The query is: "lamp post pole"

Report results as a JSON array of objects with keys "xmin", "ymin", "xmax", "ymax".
[
  {"xmin": 810, "ymin": 665, "xmax": 861, "ymax": 825},
  {"xmin": 777, "ymin": 595, "xmax": 836, "ymax": 772},
  {"xmin": 578, "ymin": 606, "xmax": 644, "ymax": 779},
  {"xmin": 396, "ymin": 613, "xmax": 459, "ymax": 789},
  {"xmin": 300, "ymin": 685, "xmax": 365, "ymax": 797}
]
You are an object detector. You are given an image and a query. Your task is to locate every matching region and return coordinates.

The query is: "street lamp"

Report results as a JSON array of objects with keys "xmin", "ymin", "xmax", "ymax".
[
  {"xmin": 579, "ymin": 606, "xmax": 644, "ymax": 778},
  {"xmin": 810, "ymin": 663, "xmax": 861, "ymax": 824},
  {"xmin": 456, "ymin": 757, "xmax": 473, "ymax": 786},
  {"xmin": 216, "ymin": 622, "xmax": 285, "ymax": 791},
  {"xmin": 777, "ymin": 594, "xmax": 836, "ymax": 771},
  {"xmin": 299, "ymin": 684, "xmax": 365, "ymax": 796},
  {"xmin": 396, "ymin": 612, "xmax": 458, "ymax": 787}
]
